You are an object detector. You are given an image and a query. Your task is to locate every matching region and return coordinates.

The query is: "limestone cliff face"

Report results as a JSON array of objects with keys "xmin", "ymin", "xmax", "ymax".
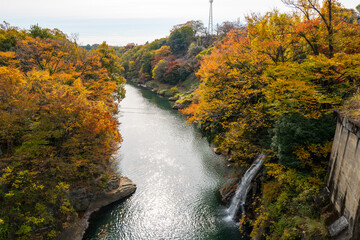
[
  {"xmin": 57, "ymin": 177, "xmax": 136, "ymax": 240},
  {"xmin": 327, "ymin": 112, "xmax": 360, "ymax": 239}
]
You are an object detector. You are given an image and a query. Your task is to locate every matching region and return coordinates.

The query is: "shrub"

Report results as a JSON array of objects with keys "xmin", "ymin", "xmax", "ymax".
[
  {"xmin": 270, "ymin": 113, "xmax": 335, "ymax": 168},
  {"xmin": 170, "ymin": 86, "xmax": 179, "ymax": 96}
]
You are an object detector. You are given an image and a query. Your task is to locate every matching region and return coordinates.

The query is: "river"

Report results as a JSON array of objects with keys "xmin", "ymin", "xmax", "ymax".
[{"xmin": 83, "ymin": 84, "xmax": 243, "ymax": 240}]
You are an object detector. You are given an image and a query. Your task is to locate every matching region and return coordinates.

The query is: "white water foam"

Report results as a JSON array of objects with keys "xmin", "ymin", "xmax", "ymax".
[{"xmin": 227, "ymin": 154, "xmax": 266, "ymax": 221}]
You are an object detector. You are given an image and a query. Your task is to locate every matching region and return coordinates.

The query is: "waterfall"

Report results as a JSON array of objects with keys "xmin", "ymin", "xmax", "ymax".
[{"xmin": 227, "ymin": 153, "xmax": 266, "ymax": 221}]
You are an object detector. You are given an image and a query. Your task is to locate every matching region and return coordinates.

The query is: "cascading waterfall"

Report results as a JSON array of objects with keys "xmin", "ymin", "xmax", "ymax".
[{"xmin": 227, "ymin": 153, "xmax": 266, "ymax": 221}]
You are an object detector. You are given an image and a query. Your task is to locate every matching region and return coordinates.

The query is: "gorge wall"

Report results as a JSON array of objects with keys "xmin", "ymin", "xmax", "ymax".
[{"xmin": 327, "ymin": 112, "xmax": 360, "ymax": 239}]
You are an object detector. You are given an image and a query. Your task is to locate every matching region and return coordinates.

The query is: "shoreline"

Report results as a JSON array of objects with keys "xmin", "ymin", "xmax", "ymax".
[{"xmin": 57, "ymin": 177, "xmax": 136, "ymax": 240}]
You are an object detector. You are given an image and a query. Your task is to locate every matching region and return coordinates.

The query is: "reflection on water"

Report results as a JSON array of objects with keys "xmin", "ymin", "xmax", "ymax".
[{"xmin": 83, "ymin": 84, "xmax": 243, "ymax": 240}]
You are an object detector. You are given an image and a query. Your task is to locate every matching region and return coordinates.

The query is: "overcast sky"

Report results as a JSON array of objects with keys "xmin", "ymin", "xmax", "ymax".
[{"xmin": 1, "ymin": 0, "xmax": 358, "ymax": 46}]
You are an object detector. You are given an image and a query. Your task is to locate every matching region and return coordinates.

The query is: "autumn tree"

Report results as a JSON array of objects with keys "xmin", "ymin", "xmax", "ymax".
[
  {"xmin": 151, "ymin": 45, "xmax": 172, "ymax": 67},
  {"xmin": 182, "ymin": 30, "xmax": 271, "ymax": 163},
  {"xmin": 0, "ymin": 24, "xmax": 125, "ymax": 239},
  {"xmin": 247, "ymin": 11, "xmax": 298, "ymax": 64},
  {"xmin": 282, "ymin": 0, "xmax": 339, "ymax": 58},
  {"xmin": 139, "ymin": 51, "xmax": 153, "ymax": 81},
  {"xmin": 96, "ymin": 41, "xmax": 126, "ymax": 100},
  {"xmin": 152, "ymin": 59, "xmax": 168, "ymax": 82}
]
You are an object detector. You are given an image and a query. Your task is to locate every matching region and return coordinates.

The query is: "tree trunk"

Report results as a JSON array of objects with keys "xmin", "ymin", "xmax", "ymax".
[{"xmin": 328, "ymin": 0, "xmax": 334, "ymax": 58}]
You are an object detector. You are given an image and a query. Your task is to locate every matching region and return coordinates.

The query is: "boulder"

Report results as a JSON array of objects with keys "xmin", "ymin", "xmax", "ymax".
[
  {"xmin": 157, "ymin": 89, "xmax": 167, "ymax": 96},
  {"xmin": 213, "ymin": 148, "xmax": 221, "ymax": 155},
  {"xmin": 328, "ymin": 216, "xmax": 349, "ymax": 238}
]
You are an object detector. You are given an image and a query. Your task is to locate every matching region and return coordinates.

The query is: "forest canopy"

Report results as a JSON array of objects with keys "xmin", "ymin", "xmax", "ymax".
[
  {"xmin": 1, "ymin": 0, "xmax": 359, "ymax": 239},
  {"xmin": 0, "ymin": 22, "xmax": 125, "ymax": 239},
  {"xmin": 179, "ymin": 1, "xmax": 360, "ymax": 238},
  {"xmin": 114, "ymin": 1, "xmax": 360, "ymax": 238}
]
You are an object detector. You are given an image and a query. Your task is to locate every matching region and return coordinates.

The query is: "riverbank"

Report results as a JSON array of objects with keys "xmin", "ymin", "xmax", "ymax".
[
  {"xmin": 57, "ymin": 177, "xmax": 136, "ymax": 240},
  {"xmin": 131, "ymin": 79, "xmax": 247, "ymax": 180},
  {"xmin": 126, "ymin": 80, "xmax": 333, "ymax": 239},
  {"xmin": 83, "ymin": 84, "xmax": 243, "ymax": 239},
  {"xmin": 131, "ymin": 80, "xmax": 258, "ymax": 222},
  {"xmin": 129, "ymin": 75, "xmax": 197, "ymax": 111}
]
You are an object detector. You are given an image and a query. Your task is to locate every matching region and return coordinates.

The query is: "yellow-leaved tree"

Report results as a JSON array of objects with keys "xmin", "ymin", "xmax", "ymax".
[{"xmin": 182, "ymin": 30, "xmax": 272, "ymax": 164}]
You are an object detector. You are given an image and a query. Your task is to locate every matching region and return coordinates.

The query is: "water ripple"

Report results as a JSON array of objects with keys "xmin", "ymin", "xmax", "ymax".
[{"xmin": 84, "ymin": 84, "xmax": 243, "ymax": 240}]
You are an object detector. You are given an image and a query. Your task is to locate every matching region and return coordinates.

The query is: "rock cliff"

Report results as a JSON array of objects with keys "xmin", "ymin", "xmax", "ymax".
[{"xmin": 57, "ymin": 176, "xmax": 136, "ymax": 240}]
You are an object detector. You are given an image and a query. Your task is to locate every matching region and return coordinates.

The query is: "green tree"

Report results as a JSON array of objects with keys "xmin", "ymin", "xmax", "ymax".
[
  {"xmin": 168, "ymin": 25, "xmax": 195, "ymax": 54},
  {"xmin": 270, "ymin": 113, "xmax": 335, "ymax": 168},
  {"xmin": 139, "ymin": 51, "xmax": 153, "ymax": 80},
  {"xmin": 0, "ymin": 22, "xmax": 21, "ymax": 51},
  {"xmin": 30, "ymin": 24, "xmax": 52, "ymax": 39}
]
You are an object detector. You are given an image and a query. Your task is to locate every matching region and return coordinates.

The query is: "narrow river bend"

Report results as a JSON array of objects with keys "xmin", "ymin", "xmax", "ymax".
[{"xmin": 84, "ymin": 84, "xmax": 243, "ymax": 240}]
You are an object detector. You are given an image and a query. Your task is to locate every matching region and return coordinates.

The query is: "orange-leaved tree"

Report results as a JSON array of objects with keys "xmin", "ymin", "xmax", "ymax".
[
  {"xmin": 182, "ymin": 30, "xmax": 272, "ymax": 164},
  {"xmin": 0, "ymin": 25, "xmax": 125, "ymax": 239}
]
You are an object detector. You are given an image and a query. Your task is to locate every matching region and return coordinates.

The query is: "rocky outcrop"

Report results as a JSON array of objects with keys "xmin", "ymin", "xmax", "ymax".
[
  {"xmin": 168, "ymin": 95, "xmax": 180, "ymax": 102},
  {"xmin": 219, "ymin": 177, "xmax": 240, "ymax": 204},
  {"xmin": 219, "ymin": 165, "xmax": 251, "ymax": 205},
  {"xmin": 244, "ymin": 168, "xmax": 264, "ymax": 219},
  {"xmin": 213, "ymin": 148, "xmax": 222, "ymax": 155},
  {"xmin": 88, "ymin": 176, "xmax": 136, "ymax": 212},
  {"xmin": 57, "ymin": 176, "xmax": 136, "ymax": 240},
  {"xmin": 171, "ymin": 98, "xmax": 192, "ymax": 110}
]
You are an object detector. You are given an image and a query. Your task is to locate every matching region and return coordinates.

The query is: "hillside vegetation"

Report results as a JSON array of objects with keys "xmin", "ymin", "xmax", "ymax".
[
  {"xmin": 117, "ymin": 0, "xmax": 360, "ymax": 238},
  {"xmin": 0, "ymin": 23, "xmax": 125, "ymax": 239},
  {"xmin": 112, "ymin": 20, "xmax": 242, "ymax": 106}
]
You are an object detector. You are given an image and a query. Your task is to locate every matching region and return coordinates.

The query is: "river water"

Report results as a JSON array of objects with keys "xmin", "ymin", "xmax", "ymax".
[{"xmin": 83, "ymin": 84, "xmax": 243, "ymax": 240}]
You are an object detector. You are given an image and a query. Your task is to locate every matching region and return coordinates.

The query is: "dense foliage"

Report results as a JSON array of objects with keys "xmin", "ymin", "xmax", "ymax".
[
  {"xmin": 0, "ymin": 22, "xmax": 125, "ymax": 239},
  {"xmin": 113, "ymin": 0, "xmax": 360, "ymax": 237},
  {"xmin": 2, "ymin": 0, "xmax": 358, "ymax": 238},
  {"xmin": 179, "ymin": 0, "xmax": 360, "ymax": 238},
  {"xmin": 114, "ymin": 20, "xmax": 242, "ymax": 98}
]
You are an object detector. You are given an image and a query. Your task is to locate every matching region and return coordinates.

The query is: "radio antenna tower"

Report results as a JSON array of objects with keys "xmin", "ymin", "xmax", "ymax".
[{"xmin": 208, "ymin": 0, "xmax": 214, "ymax": 35}]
